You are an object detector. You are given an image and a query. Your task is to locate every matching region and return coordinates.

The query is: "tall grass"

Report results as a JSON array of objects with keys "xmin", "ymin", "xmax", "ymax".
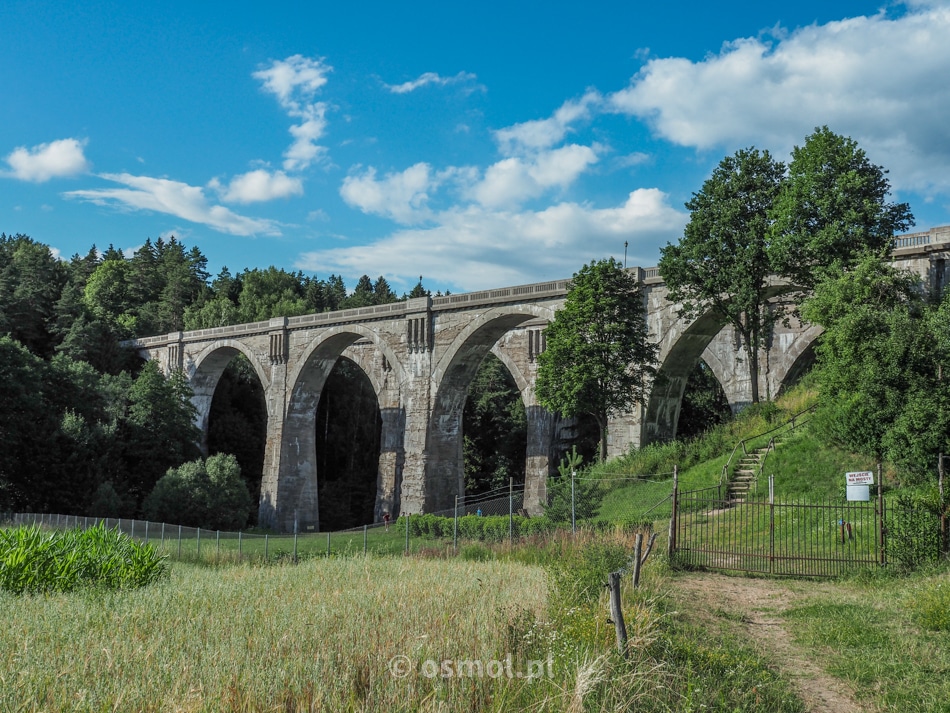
[{"xmin": 0, "ymin": 523, "xmax": 167, "ymax": 594}]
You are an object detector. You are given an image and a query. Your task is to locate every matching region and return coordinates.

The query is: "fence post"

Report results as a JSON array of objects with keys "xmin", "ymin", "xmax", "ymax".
[
  {"xmin": 571, "ymin": 470, "xmax": 577, "ymax": 535},
  {"xmin": 197, "ymin": 527, "xmax": 201, "ymax": 559},
  {"xmin": 667, "ymin": 465, "xmax": 678, "ymax": 560},
  {"xmin": 216, "ymin": 530, "xmax": 220, "ymax": 558},
  {"xmin": 509, "ymin": 477, "xmax": 514, "ymax": 545},
  {"xmin": 238, "ymin": 531, "xmax": 243, "ymax": 559},
  {"xmin": 632, "ymin": 533, "xmax": 644, "ymax": 588},
  {"xmin": 294, "ymin": 532, "xmax": 299, "ymax": 563},
  {"xmin": 608, "ymin": 572, "xmax": 628, "ymax": 656},
  {"xmin": 363, "ymin": 525, "xmax": 368, "ymax": 556},
  {"xmin": 161, "ymin": 522, "xmax": 165, "ymax": 548},
  {"xmin": 178, "ymin": 524, "xmax": 182, "ymax": 559},
  {"xmin": 940, "ymin": 454, "xmax": 948, "ymax": 557},
  {"xmin": 265, "ymin": 534, "xmax": 269, "ymax": 561},
  {"xmin": 768, "ymin": 474, "xmax": 775, "ymax": 575},
  {"xmin": 326, "ymin": 532, "xmax": 330, "ymax": 558},
  {"xmin": 405, "ymin": 513, "xmax": 410, "ymax": 555},
  {"xmin": 130, "ymin": 519, "xmax": 134, "ymax": 540},
  {"xmin": 878, "ymin": 462, "xmax": 885, "ymax": 567},
  {"xmin": 144, "ymin": 520, "xmax": 148, "ymax": 545},
  {"xmin": 453, "ymin": 496, "xmax": 459, "ymax": 554}
]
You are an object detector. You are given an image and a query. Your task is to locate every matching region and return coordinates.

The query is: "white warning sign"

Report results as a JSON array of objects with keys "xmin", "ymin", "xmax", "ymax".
[{"xmin": 845, "ymin": 471, "xmax": 874, "ymax": 485}]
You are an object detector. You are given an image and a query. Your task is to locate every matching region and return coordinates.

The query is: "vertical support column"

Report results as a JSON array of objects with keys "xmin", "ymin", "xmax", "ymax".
[
  {"xmin": 258, "ymin": 317, "xmax": 317, "ymax": 533},
  {"xmin": 400, "ymin": 297, "xmax": 433, "ymax": 514},
  {"xmin": 524, "ymin": 404, "xmax": 556, "ymax": 515},
  {"xmin": 376, "ymin": 399, "xmax": 406, "ymax": 521}
]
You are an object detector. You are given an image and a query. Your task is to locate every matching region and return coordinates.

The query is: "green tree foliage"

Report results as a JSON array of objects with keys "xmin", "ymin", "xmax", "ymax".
[
  {"xmin": 803, "ymin": 256, "xmax": 950, "ymax": 481},
  {"xmin": 119, "ymin": 361, "xmax": 202, "ymax": 502},
  {"xmin": 142, "ymin": 453, "xmax": 251, "ymax": 530},
  {"xmin": 463, "ymin": 353, "xmax": 527, "ymax": 494},
  {"xmin": 536, "ymin": 258, "xmax": 658, "ymax": 461},
  {"xmin": 0, "ymin": 234, "xmax": 69, "ymax": 357},
  {"xmin": 659, "ymin": 148, "xmax": 786, "ymax": 404},
  {"xmin": 769, "ymin": 126, "xmax": 915, "ymax": 291}
]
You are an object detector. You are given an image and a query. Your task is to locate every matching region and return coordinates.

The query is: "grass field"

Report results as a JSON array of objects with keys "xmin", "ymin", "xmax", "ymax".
[
  {"xmin": 1, "ymin": 534, "xmax": 811, "ymax": 712},
  {"xmin": 782, "ymin": 569, "xmax": 950, "ymax": 712}
]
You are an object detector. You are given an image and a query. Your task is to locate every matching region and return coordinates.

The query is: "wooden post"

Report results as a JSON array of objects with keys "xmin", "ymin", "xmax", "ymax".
[
  {"xmin": 608, "ymin": 572, "xmax": 628, "ymax": 656},
  {"xmin": 632, "ymin": 533, "xmax": 644, "ymax": 588},
  {"xmin": 632, "ymin": 532, "xmax": 658, "ymax": 588}
]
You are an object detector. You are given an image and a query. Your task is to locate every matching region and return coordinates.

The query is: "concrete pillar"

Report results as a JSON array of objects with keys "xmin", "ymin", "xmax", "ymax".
[{"xmin": 524, "ymin": 405, "xmax": 556, "ymax": 514}]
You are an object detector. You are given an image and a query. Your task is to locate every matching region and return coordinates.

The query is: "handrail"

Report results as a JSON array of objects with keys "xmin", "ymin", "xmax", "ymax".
[{"xmin": 719, "ymin": 403, "xmax": 817, "ymax": 489}]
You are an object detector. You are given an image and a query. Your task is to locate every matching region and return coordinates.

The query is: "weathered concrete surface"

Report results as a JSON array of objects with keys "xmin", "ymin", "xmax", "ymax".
[{"xmin": 132, "ymin": 227, "xmax": 950, "ymax": 530}]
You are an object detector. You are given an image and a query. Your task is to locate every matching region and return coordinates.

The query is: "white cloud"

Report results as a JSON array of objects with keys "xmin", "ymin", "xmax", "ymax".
[
  {"xmin": 494, "ymin": 91, "xmax": 602, "ymax": 154},
  {"xmin": 253, "ymin": 54, "xmax": 330, "ymax": 107},
  {"xmin": 214, "ymin": 169, "xmax": 303, "ymax": 204},
  {"xmin": 254, "ymin": 55, "xmax": 332, "ymax": 172},
  {"xmin": 283, "ymin": 110, "xmax": 328, "ymax": 172},
  {"xmin": 608, "ymin": 3, "xmax": 950, "ymax": 195},
  {"xmin": 467, "ymin": 144, "xmax": 600, "ymax": 208},
  {"xmin": 4, "ymin": 138, "xmax": 90, "ymax": 182},
  {"xmin": 385, "ymin": 71, "xmax": 479, "ymax": 94},
  {"xmin": 64, "ymin": 173, "xmax": 280, "ymax": 236},
  {"xmin": 340, "ymin": 163, "xmax": 436, "ymax": 224},
  {"xmin": 297, "ymin": 188, "xmax": 686, "ymax": 292}
]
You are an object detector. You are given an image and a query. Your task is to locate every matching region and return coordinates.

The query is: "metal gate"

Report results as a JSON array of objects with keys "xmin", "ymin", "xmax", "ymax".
[{"xmin": 670, "ymin": 481, "xmax": 884, "ymax": 577}]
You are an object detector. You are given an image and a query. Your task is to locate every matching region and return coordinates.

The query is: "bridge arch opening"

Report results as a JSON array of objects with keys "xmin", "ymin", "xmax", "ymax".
[
  {"xmin": 676, "ymin": 359, "xmax": 732, "ymax": 439},
  {"xmin": 423, "ymin": 307, "xmax": 558, "ymax": 514},
  {"xmin": 643, "ymin": 310, "xmax": 730, "ymax": 444},
  {"xmin": 188, "ymin": 344, "xmax": 269, "ymax": 525},
  {"xmin": 314, "ymin": 355, "xmax": 381, "ymax": 530},
  {"xmin": 462, "ymin": 352, "xmax": 527, "ymax": 498},
  {"xmin": 206, "ymin": 354, "xmax": 267, "ymax": 524},
  {"xmin": 264, "ymin": 329, "xmax": 401, "ymax": 533}
]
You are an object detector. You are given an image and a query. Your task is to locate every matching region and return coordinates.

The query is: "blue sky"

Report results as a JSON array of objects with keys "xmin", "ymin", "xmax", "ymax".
[{"xmin": 3, "ymin": 0, "xmax": 950, "ymax": 294}]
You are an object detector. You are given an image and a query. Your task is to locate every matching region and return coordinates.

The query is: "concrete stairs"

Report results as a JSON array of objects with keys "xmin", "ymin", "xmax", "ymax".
[{"xmin": 726, "ymin": 443, "xmax": 776, "ymax": 502}]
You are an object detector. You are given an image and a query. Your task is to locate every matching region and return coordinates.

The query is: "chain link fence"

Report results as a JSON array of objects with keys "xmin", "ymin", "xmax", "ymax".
[{"xmin": 2, "ymin": 472, "xmax": 675, "ymax": 562}]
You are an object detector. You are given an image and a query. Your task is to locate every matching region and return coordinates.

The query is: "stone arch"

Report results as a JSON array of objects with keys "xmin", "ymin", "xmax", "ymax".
[
  {"xmin": 286, "ymin": 324, "xmax": 405, "ymax": 397},
  {"xmin": 642, "ymin": 309, "xmax": 731, "ymax": 444},
  {"xmin": 776, "ymin": 324, "xmax": 822, "ymax": 394},
  {"xmin": 187, "ymin": 340, "xmax": 271, "ymax": 450},
  {"xmin": 424, "ymin": 304, "xmax": 556, "ymax": 512},
  {"xmin": 265, "ymin": 326, "xmax": 404, "ymax": 533}
]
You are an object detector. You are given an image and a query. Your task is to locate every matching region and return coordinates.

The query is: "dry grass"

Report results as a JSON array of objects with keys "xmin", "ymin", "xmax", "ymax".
[{"xmin": 0, "ymin": 557, "xmax": 552, "ymax": 712}]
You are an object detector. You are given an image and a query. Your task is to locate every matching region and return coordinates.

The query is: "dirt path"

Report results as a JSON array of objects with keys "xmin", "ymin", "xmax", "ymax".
[{"xmin": 669, "ymin": 572, "xmax": 865, "ymax": 713}]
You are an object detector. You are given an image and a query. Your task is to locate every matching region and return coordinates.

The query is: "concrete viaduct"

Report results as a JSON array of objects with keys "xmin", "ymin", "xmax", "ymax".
[{"xmin": 131, "ymin": 226, "xmax": 950, "ymax": 532}]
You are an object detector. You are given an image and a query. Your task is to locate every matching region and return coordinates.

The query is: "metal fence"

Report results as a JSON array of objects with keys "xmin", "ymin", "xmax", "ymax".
[
  {"xmin": 670, "ymin": 475, "xmax": 885, "ymax": 576},
  {"xmin": 0, "ymin": 473, "xmax": 674, "ymax": 563}
]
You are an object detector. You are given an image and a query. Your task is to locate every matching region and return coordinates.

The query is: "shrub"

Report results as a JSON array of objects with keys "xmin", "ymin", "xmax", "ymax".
[
  {"xmin": 888, "ymin": 492, "xmax": 942, "ymax": 571},
  {"xmin": 143, "ymin": 453, "xmax": 251, "ymax": 530},
  {"xmin": 0, "ymin": 524, "xmax": 168, "ymax": 595}
]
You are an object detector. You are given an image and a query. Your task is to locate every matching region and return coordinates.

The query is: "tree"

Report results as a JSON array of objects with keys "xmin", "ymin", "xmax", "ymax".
[
  {"xmin": 659, "ymin": 147, "xmax": 786, "ymax": 404},
  {"xmin": 143, "ymin": 453, "xmax": 251, "ymax": 530},
  {"xmin": 769, "ymin": 126, "xmax": 915, "ymax": 291},
  {"xmin": 802, "ymin": 255, "xmax": 950, "ymax": 480},
  {"xmin": 536, "ymin": 258, "xmax": 658, "ymax": 461}
]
